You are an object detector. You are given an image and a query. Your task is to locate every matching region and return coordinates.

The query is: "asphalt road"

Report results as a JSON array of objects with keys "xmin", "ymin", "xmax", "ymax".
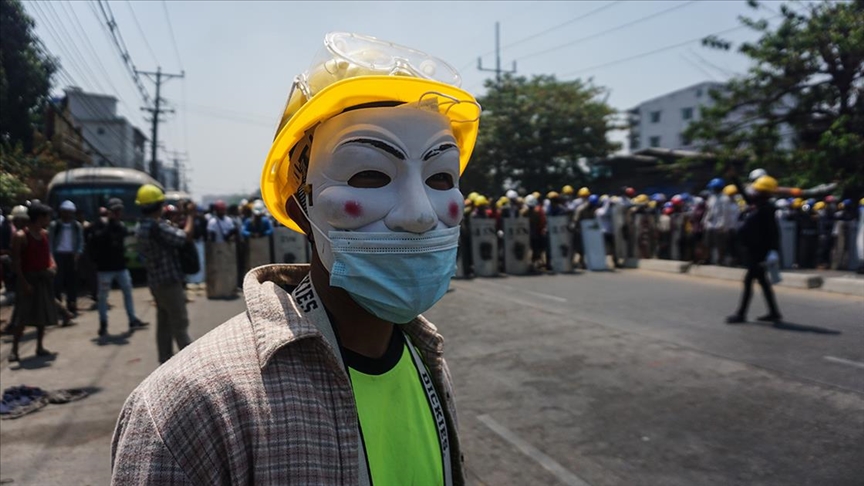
[
  {"xmin": 1, "ymin": 269, "xmax": 862, "ymax": 485},
  {"xmin": 429, "ymin": 269, "xmax": 864, "ymax": 486}
]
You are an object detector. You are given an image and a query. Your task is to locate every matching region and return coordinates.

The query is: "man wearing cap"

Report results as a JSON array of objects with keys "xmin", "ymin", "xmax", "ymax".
[
  {"xmin": 49, "ymin": 200, "xmax": 84, "ymax": 316},
  {"xmin": 206, "ymin": 200, "xmax": 237, "ymax": 243},
  {"xmin": 88, "ymin": 198, "xmax": 148, "ymax": 337},
  {"xmin": 112, "ymin": 33, "xmax": 478, "ymax": 485}
]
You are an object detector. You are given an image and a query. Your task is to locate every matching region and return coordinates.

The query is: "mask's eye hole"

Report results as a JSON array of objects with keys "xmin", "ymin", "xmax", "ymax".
[
  {"xmin": 426, "ymin": 173, "xmax": 454, "ymax": 191},
  {"xmin": 348, "ymin": 170, "xmax": 391, "ymax": 188}
]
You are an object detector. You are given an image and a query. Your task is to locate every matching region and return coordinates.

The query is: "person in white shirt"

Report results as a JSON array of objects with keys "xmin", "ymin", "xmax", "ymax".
[
  {"xmin": 206, "ymin": 200, "xmax": 237, "ymax": 243},
  {"xmin": 49, "ymin": 200, "xmax": 84, "ymax": 315},
  {"xmin": 703, "ymin": 178, "xmax": 730, "ymax": 265}
]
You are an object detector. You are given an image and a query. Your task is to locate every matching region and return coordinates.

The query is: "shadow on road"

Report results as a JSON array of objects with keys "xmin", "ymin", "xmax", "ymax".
[
  {"xmin": 10, "ymin": 352, "xmax": 58, "ymax": 370},
  {"xmin": 91, "ymin": 333, "xmax": 131, "ymax": 346},
  {"xmin": 763, "ymin": 321, "xmax": 842, "ymax": 335}
]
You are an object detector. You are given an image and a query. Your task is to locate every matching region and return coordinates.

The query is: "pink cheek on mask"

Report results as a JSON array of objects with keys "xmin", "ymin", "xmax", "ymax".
[
  {"xmin": 448, "ymin": 201, "xmax": 460, "ymax": 220},
  {"xmin": 344, "ymin": 201, "xmax": 363, "ymax": 218}
]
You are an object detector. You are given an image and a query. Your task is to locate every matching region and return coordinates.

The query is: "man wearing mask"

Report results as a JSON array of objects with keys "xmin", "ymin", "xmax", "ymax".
[
  {"xmin": 206, "ymin": 200, "xmax": 236, "ymax": 243},
  {"xmin": 112, "ymin": 32, "xmax": 478, "ymax": 485},
  {"xmin": 49, "ymin": 200, "xmax": 84, "ymax": 316},
  {"xmin": 88, "ymin": 198, "xmax": 148, "ymax": 337}
]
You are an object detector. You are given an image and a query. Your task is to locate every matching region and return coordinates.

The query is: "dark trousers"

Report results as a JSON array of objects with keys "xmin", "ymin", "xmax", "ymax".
[
  {"xmin": 54, "ymin": 253, "xmax": 78, "ymax": 312},
  {"xmin": 735, "ymin": 263, "xmax": 781, "ymax": 317}
]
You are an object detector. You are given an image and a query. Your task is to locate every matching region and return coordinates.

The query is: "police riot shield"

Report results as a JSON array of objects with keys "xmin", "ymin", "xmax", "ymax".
[
  {"xmin": 778, "ymin": 219, "xmax": 797, "ymax": 269},
  {"xmin": 612, "ymin": 204, "xmax": 628, "ymax": 263},
  {"xmin": 247, "ymin": 236, "xmax": 272, "ymax": 269},
  {"xmin": 502, "ymin": 217, "xmax": 531, "ymax": 275},
  {"xmin": 185, "ymin": 240, "xmax": 206, "ymax": 285},
  {"xmin": 547, "ymin": 215, "xmax": 574, "ymax": 273},
  {"xmin": 581, "ymin": 219, "xmax": 608, "ymax": 271},
  {"xmin": 670, "ymin": 213, "xmax": 684, "ymax": 261},
  {"xmin": 206, "ymin": 241, "xmax": 237, "ymax": 299},
  {"xmin": 273, "ymin": 227, "xmax": 309, "ymax": 264},
  {"xmin": 848, "ymin": 221, "xmax": 860, "ymax": 271},
  {"xmin": 470, "ymin": 218, "xmax": 498, "ymax": 277}
]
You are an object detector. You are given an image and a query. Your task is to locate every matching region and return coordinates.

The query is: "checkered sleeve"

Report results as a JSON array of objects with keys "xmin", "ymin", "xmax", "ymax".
[
  {"xmin": 159, "ymin": 221, "xmax": 188, "ymax": 247},
  {"xmin": 111, "ymin": 387, "xmax": 195, "ymax": 485}
]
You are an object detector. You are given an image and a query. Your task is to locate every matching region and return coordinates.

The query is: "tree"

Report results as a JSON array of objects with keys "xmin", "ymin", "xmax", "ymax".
[
  {"xmin": 461, "ymin": 74, "xmax": 620, "ymax": 196},
  {"xmin": 1, "ymin": 0, "xmax": 57, "ymax": 151},
  {"xmin": 685, "ymin": 0, "xmax": 864, "ymax": 193},
  {"xmin": 0, "ymin": 0, "xmax": 60, "ymax": 206}
]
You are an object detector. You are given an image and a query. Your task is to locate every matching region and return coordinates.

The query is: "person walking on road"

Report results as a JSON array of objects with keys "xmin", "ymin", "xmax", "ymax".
[
  {"xmin": 88, "ymin": 198, "xmax": 148, "ymax": 337},
  {"xmin": 8, "ymin": 203, "xmax": 57, "ymax": 362},
  {"xmin": 49, "ymin": 200, "xmax": 84, "ymax": 316},
  {"xmin": 112, "ymin": 33, "xmax": 474, "ymax": 485},
  {"xmin": 726, "ymin": 175, "xmax": 783, "ymax": 324},
  {"xmin": 135, "ymin": 184, "xmax": 195, "ymax": 364}
]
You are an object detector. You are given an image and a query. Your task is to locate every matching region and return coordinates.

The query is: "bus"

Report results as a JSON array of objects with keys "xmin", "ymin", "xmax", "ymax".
[
  {"xmin": 164, "ymin": 190, "xmax": 193, "ymax": 208},
  {"xmin": 46, "ymin": 167, "xmax": 164, "ymax": 274}
]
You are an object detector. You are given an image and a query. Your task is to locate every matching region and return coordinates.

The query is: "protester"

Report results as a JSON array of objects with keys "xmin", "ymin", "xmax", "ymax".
[
  {"xmin": 726, "ymin": 175, "xmax": 783, "ymax": 324},
  {"xmin": 8, "ymin": 203, "xmax": 57, "ymax": 362},
  {"xmin": 88, "ymin": 198, "xmax": 148, "ymax": 337},
  {"xmin": 241, "ymin": 201, "xmax": 274, "ymax": 239},
  {"xmin": 49, "ymin": 200, "xmax": 84, "ymax": 316},
  {"xmin": 205, "ymin": 200, "xmax": 236, "ymax": 243},
  {"xmin": 134, "ymin": 184, "xmax": 195, "ymax": 364},
  {"xmin": 112, "ymin": 33, "xmax": 475, "ymax": 484}
]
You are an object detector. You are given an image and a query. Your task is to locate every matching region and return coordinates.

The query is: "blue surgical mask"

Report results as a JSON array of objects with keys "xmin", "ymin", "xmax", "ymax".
[{"xmin": 326, "ymin": 226, "xmax": 459, "ymax": 324}]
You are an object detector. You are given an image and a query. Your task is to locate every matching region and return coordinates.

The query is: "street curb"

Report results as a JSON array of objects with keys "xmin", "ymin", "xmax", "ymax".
[
  {"xmin": 776, "ymin": 273, "xmax": 823, "ymax": 290},
  {"xmin": 627, "ymin": 258, "xmax": 690, "ymax": 273},
  {"xmin": 820, "ymin": 277, "xmax": 864, "ymax": 297},
  {"xmin": 689, "ymin": 265, "xmax": 744, "ymax": 281}
]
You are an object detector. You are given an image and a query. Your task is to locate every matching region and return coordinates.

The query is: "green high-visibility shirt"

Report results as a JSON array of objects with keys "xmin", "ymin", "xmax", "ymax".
[{"xmin": 346, "ymin": 329, "xmax": 444, "ymax": 486}]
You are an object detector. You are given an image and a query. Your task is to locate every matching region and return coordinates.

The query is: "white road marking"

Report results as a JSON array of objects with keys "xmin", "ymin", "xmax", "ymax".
[
  {"xmin": 477, "ymin": 414, "xmax": 592, "ymax": 486},
  {"xmin": 479, "ymin": 279, "xmax": 568, "ymax": 303},
  {"xmin": 824, "ymin": 356, "xmax": 864, "ymax": 369}
]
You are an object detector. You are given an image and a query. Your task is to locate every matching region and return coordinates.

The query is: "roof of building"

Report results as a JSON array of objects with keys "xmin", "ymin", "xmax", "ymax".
[{"xmin": 630, "ymin": 80, "xmax": 725, "ymax": 111}]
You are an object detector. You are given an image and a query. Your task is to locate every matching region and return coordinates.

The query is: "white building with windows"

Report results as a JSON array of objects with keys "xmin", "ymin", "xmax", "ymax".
[
  {"xmin": 64, "ymin": 87, "xmax": 147, "ymax": 170},
  {"xmin": 627, "ymin": 81, "xmax": 724, "ymax": 152}
]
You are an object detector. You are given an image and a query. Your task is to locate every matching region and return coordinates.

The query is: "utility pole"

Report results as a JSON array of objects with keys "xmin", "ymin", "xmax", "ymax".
[
  {"xmin": 478, "ymin": 22, "xmax": 517, "ymax": 84},
  {"xmin": 165, "ymin": 149, "xmax": 188, "ymax": 191},
  {"xmin": 137, "ymin": 66, "xmax": 184, "ymax": 183}
]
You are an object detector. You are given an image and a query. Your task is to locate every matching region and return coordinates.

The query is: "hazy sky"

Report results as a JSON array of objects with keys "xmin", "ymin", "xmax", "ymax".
[{"xmin": 24, "ymin": 1, "xmax": 789, "ymax": 198}]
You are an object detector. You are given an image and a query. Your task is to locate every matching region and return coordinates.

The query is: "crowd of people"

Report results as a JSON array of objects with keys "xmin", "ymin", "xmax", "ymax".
[
  {"xmin": 457, "ymin": 170, "xmax": 864, "ymax": 275},
  {"xmin": 0, "ymin": 189, "xmax": 279, "ymax": 363}
]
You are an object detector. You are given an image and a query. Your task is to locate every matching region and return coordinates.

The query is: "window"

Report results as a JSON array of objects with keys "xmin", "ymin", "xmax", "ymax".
[
  {"xmin": 650, "ymin": 111, "xmax": 661, "ymax": 123},
  {"xmin": 97, "ymin": 127, "xmax": 106, "ymax": 135},
  {"xmin": 696, "ymin": 88, "xmax": 703, "ymax": 98},
  {"xmin": 630, "ymin": 135, "xmax": 640, "ymax": 150},
  {"xmin": 679, "ymin": 133, "xmax": 692, "ymax": 146},
  {"xmin": 682, "ymin": 107, "xmax": 694, "ymax": 120},
  {"xmin": 649, "ymin": 136, "xmax": 661, "ymax": 148}
]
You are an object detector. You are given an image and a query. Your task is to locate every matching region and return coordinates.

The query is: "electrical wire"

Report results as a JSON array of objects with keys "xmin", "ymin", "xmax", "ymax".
[
  {"xmin": 558, "ymin": 17, "xmax": 781, "ymax": 78},
  {"xmin": 92, "ymin": 0, "xmax": 152, "ymax": 105},
  {"xmin": 124, "ymin": 0, "xmax": 160, "ymax": 67},
  {"xmin": 503, "ymin": 1, "xmax": 623, "ymax": 52},
  {"xmin": 516, "ymin": 1, "xmax": 698, "ymax": 61},
  {"xmin": 161, "ymin": 0, "xmax": 184, "ymax": 70}
]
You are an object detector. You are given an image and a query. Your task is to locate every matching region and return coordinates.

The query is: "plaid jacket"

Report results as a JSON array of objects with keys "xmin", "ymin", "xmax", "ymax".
[
  {"xmin": 111, "ymin": 264, "xmax": 464, "ymax": 485},
  {"xmin": 136, "ymin": 218, "xmax": 187, "ymax": 287}
]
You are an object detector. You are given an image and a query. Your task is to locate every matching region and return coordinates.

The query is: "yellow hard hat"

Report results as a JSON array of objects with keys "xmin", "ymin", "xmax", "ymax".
[
  {"xmin": 532, "ymin": 191, "xmax": 541, "ymax": 199},
  {"xmin": 751, "ymin": 175, "xmax": 778, "ymax": 193},
  {"xmin": 260, "ymin": 33, "xmax": 482, "ymax": 233},
  {"xmin": 467, "ymin": 192, "xmax": 480, "ymax": 202},
  {"xmin": 577, "ymin": 187, "xmax": 590, "ymax": 197},
  {"xmin": 135, "ymin": 184, "xmax": 165, "ymax": 206},
  {"xmin": 474, "ymin": 195, "xmax": 489, "ymax": 206},
  {"xmin": 562, "ymin": 185, "xmax": 575, "ymax": 195},
  {"xmin": 496, "ymin": 196, "xmax": 510, "ymax": 208},
  {"xmin": 723, "ymin": 184, "xmax": 737, "ymax": 196},
  {"xmin": 547, "ymin": 191, "xmax": 559, "ymax": 200},
  {"xmin": 635, "ymin": 194, "xmax": 649, "ymax": 204},
  {"xmin": 813, "ymin": 201, "xmax": 826, "ymax": 211},
  {"xmin": 792, "ymin": 197, "xmax": 803, "ymax": 209}
]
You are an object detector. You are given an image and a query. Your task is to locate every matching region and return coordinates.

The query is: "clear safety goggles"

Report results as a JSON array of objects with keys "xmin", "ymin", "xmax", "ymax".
[{"xmin": 284, "ymin": 32, "xmax": 479, "ymax": 124}]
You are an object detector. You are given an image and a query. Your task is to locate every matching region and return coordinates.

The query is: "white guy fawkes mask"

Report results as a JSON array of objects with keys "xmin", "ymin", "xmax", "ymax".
[{"xmin": 304, "ymin": 106, "xmax": 465, "ymax": 271}]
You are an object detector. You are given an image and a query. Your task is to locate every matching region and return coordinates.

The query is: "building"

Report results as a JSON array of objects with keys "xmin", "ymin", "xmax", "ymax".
[
  {"xmin": 628, "ymin": 81, "xmax": 723, "ymax": 152},
  {"xmin": 44, "ymin": 98, "xmax": 92, "ymax": 168},
  {"xmin": 63, "ymin": 87, "xmax": 147, "ymax": 170}
]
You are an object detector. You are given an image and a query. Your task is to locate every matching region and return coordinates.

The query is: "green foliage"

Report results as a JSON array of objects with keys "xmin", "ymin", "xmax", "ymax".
[
  {"xmin": 0, "ymin": 0, "xmax": 57, "ymax": 152},
  {"xmin": 685, "ymin": 0, "xmax": 864, "ymax": 193},
  {"xmin": 461, "ymin": 74, "xmax": 620, "ymax": 196},
  {"xmin": 0, "ymin": 138, "xmax": 65, "ymax": 207}
]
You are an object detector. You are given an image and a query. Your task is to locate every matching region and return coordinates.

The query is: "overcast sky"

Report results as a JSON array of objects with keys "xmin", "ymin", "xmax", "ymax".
[{"xmin": 24, "ymin": 1, "xmax": 789, "ymax": 199}]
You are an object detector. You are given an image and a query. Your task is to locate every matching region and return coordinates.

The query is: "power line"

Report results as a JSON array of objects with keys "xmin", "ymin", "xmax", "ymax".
[
  {"xmin": 558, "ymin": 18, "xmax": 780, "ymax": 78},
  {"xmin": 679, "ymin": 53, "xmax": 719, "ymax": 81},
  {"xmin": 124, "ymin": 0, "xmax": 160, "ymax": 66},
  {"xmin": 502, "ymin": 1, "xmax": 623, "ymax": 52},
  {"xmin": 93, "ymin": 0, "xmax": 152, "ymax": 105},
  {"xmin": 161, "ymin": 0, "xmax": 184, "ymax": 70},
  {"xmin": 516, "ymin": 1, "xmax": 698, "ymax": 62},
  {"xmin": 137, "ymin": 67, "xmax": 184, "ymax": 181}
]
